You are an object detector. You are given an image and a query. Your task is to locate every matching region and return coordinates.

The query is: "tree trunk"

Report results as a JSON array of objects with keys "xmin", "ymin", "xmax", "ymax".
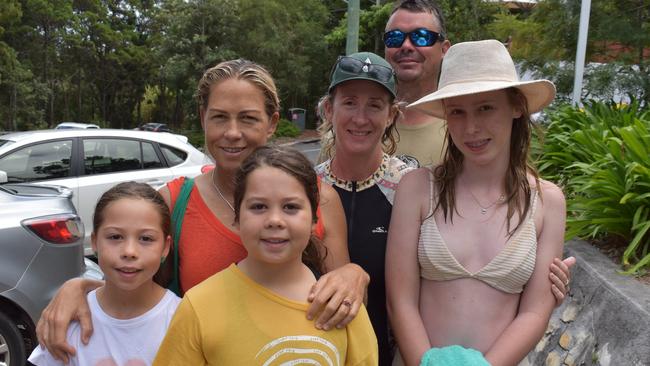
[
  {"xmin": 50, "ymin": 80, "xmax": 55, "ymax": 127},
  {"xmin": 174, "ymin": 90, "xmax": 182, "ymax": 128},
  {"xmin": 136, "ymin": 98, "xmax": 142, "ymax": 126},
  {"xmin": 77, "ymin": 70, "xmax": 82, "ymax": 121},
  {"xmin": 9, "ymin": 83, "xmax": 17, "ymax": 130},
  {"xmin": 44, "ymin": 24, "xmax": 51, "ymax": 127}
]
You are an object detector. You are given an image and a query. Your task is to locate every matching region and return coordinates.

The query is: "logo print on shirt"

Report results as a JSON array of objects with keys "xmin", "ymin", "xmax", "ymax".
[
  {"xmin": 255, "ymin": 335, "xmax": 341, "ymax": 365},
  {"xmin": 372, "ymin": 226, "xmax": 387, "ymax": 234}
]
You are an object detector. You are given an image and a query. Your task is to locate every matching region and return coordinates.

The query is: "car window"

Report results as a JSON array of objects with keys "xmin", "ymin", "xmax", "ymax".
[
  {"xmin": 160, "ymin": 144, "xmax": 187, "ymax": 167},
  {"xmin": 83, "ymin": 139, "xmax": 142, "ymax": 174},
  {"xmin": 0, "ymin": 140, "xmax": 73, "ymax": 182},
  {"xmin": 142, "ymin": 142, "xmax": 164, "ymax": 169},
  {"xmin": 0, "ymin": 139, "xmax": 13, "ymax": 148}
]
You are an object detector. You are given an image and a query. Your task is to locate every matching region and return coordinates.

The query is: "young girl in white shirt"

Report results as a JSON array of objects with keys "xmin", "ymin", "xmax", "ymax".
[{"xmin": 29, "ymin": 182, "xmax": 180, "ymax": 366}]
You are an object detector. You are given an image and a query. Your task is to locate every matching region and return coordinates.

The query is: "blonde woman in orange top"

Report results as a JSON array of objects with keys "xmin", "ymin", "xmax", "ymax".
[{"xmin": 36, "ymin": 59, "xmax": 369, "ymax": 363}]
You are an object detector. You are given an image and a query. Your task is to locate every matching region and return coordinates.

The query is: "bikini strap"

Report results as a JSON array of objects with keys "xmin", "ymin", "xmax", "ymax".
[{"xmin": 426, "ymin": 168, "xmax": 435, "ymax": 217}]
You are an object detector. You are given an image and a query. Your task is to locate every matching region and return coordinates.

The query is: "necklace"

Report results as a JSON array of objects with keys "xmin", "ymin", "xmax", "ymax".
[
  {"xmin": 211, "ymin": 169, "xmax": 235, "ymax": 212},
  {"xmin": 466, "ymin": 187, "xmax": 505, "ymax": 215}
]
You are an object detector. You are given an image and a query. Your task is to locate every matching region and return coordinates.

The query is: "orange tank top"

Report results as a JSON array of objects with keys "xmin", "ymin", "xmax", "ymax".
[{"xmin": 167, "ymin": 177, "xmax": 325, "ymax": 294}]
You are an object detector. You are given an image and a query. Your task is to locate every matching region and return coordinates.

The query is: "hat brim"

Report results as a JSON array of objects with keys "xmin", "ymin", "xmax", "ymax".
[{"xmin": 408, "ymin": 80, "xmax": 556, "ymax": 119}]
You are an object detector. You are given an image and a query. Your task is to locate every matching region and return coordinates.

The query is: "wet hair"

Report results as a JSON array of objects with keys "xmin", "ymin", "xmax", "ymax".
[
  {"xmin": 196, "ymin": 58, "xmax": 280, "ymax": 118},
  {"xmin": 93, "ymin": 181, "xmax": 171, "ymax": 237},
  {"xmin": 233, "ymin": 146, "xmax": 326, "ymax": 274},
  {"xmin": 316, "ymin": 90, "xmax": 402, "ymax": 161},
  {"xmin": 433, "ymin": 88, "xmax": 540, "ymax": 235},
  {"xmin": 390, "ymin": 0, "xmax": 447, "ymax": 37}
]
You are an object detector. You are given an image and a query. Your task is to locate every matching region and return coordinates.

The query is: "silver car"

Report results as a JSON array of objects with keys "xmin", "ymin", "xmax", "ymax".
[
  {"xmin": 0, "ymin": 176, "xmax": 101, "ymax": 365},
  {"xmin": 0, "ymin": 129, "xmax": 211, "ymax": 255}
]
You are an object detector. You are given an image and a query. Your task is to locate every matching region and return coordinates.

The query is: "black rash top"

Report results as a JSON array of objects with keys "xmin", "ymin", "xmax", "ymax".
[{"xmin": 316, "ymin": 154, "xmax": 411, "ymax": 366}]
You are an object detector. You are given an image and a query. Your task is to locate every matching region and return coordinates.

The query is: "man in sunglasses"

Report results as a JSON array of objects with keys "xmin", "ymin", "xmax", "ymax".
[{"xmin": 384, "ymin": 0, "xmax": 450, "ymax": 168}]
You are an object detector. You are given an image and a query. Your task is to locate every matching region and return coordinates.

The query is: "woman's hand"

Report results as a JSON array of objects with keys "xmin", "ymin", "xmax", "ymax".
[
  {"xmin": 36, "ymin": 277, "xmax": 102, "ymax": 363},
  {"xmin": 306, "ymin": 263, "xmax": 369, "ymax": 330},
  {"xmin": 550, "ymin": 256, "xmax": 576, "ymax": 305}
]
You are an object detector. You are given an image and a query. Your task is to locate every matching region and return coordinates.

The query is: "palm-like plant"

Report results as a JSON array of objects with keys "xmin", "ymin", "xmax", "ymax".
[{"xmin": 536, "ymin": 100, "xmax": 650, "ymax": 274}]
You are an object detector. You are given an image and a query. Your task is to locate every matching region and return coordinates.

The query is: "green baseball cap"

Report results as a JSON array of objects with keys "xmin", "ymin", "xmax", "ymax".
[{"xmin": 328, "ymin": 52, "xmax": 397, "ymax": 98}]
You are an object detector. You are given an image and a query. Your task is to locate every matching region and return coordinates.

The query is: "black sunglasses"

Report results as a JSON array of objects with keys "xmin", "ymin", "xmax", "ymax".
[
  {"xmin": 383, "ymin": 28, "xmax": 445, "ymax": 48},
  {"xmin": 332, "ymin": 56, "xmax": 395, "ymax": 83}
]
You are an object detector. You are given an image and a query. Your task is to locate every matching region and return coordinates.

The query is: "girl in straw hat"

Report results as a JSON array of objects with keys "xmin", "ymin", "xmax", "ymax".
[{"xmin": 386, "ymin": 39, "xmax": 566, "ymax": 366}]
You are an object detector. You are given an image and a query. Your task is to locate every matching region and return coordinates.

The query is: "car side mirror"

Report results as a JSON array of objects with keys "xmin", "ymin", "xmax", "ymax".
[{"xmin": 0, "ymin": 170, "xmax": 7, "ymax": 184}]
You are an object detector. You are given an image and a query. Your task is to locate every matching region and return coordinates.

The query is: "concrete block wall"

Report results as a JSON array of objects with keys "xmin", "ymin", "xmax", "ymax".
[{"xmin": 526, "ymin": 240, "xmax": 650, "ymax": 366}]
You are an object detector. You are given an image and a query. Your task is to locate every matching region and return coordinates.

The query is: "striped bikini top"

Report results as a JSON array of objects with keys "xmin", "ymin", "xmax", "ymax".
[{"xmin": 418, "ymin": 171, "xmax": 538, "ymax": 294}]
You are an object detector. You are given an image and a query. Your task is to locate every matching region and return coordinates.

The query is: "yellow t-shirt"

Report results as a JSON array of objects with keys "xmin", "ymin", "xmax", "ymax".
[
  {"xmin": 153, "ymin": 264, "xmax": 378, "ymax": 366},
  {"xmin": 395, "ymin": 117, "xmax": 447, "ymax": 167}
]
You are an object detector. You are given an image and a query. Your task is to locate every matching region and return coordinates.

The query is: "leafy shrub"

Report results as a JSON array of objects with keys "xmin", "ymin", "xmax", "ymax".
[
  {"xmin": 537, "ymin": 100, "xmax": 650, "ymax": 273},
  {"xmin": 273, "ymin": 119, "xmax": 301, "ymax": 138},
  {"xmin": 184, "ymin": 130, "xmax": 205, "ymax": 149}
]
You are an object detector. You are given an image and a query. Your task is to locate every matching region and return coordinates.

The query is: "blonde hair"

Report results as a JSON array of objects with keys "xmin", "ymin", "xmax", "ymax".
[
  {"xmin": 316, "ymin": 93, "xmax": 402, "ymax": 161},
  {"xmin": 196, "ymin": 59, "xmax": 279, "ymax": 118}
]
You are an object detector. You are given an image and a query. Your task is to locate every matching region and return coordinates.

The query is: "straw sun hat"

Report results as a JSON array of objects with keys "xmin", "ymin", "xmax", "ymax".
[{"xmin": 409, "ymin": 39, "xmax": 556, "ymax": 119}]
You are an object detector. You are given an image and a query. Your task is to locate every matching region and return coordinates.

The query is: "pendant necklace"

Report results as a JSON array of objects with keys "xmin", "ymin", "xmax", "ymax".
[
  {"xmin": 467, "ymin": 188, "xmax": 505, "ymax": 215},
  {"xmin": 211, "ymin": 169, "xmax": 235, "ymax": 212}
]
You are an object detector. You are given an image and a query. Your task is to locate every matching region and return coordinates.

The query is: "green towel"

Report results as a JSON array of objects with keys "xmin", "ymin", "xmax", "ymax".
[{"xmin": 420, "ymin": 345, "xmax": 491, "ymax": 366}]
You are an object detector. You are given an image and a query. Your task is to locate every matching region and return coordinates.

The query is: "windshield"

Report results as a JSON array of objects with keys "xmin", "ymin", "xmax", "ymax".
[{"xmin": 0, "ymin": 139, "xmax": 14, "ymax": 149}]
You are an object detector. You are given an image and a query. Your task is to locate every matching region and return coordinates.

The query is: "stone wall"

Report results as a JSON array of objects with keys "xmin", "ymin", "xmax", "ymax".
[{"xmin": 526, "ymin": 240, "xmax": 650, "ymax": 366}]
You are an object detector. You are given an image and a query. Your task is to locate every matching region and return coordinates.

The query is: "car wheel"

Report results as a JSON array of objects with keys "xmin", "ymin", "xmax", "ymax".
[{"xmin": 0, "ymin": 311, "xmax": 26, "ymax": 366}]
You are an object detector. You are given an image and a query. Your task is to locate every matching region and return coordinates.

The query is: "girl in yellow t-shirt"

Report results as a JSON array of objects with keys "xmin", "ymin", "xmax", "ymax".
[{"xmin": 154, "ymin": 146, "xmax": 378, "ymax": 366}]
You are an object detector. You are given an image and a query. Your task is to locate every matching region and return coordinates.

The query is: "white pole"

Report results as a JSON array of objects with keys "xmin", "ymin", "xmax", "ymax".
[
  {"xmin": 572, "ymin": 0, "xmax": 592, "ymax": 106},
  {"xmin": 346, "ymin": 0, "xmax": 360, "ymax": 55}
]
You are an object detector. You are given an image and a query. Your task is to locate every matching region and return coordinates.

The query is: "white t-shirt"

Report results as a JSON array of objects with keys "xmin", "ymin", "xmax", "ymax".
[{"xmin": 29, "ymin": 289, "xmax": 180, "ymax": 366}]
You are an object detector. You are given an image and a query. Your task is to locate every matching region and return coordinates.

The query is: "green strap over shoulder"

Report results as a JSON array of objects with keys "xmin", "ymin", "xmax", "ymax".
[{"xmin": 168, "ymin": 177, "xmax": 194, "ymax": 296}]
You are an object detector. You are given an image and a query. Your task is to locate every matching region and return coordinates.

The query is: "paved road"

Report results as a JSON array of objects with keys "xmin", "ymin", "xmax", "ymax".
[{"xmin": 291, "ymin": 140, "xmax": 321, "ymax": 166}]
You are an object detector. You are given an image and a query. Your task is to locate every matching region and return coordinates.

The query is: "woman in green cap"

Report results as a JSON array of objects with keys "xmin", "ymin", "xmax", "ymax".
[{"xmin": 316, "ymin": 51, "xmax": 408, "ymax": 365}]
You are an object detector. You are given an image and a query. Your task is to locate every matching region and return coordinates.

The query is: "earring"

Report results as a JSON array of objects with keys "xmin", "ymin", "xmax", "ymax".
[{"xmin": 160, "ymin": 256, "xmax": 166, "ymax": 265}]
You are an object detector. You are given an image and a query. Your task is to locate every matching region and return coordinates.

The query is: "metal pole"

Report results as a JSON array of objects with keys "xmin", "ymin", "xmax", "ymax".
[
  {"xmin": 572, "ymin": 0, "xmax": 592, "ymax": 106},
  {"xmin": 346, "ymin": 0, "xmax": 360, "ymax": 55}
]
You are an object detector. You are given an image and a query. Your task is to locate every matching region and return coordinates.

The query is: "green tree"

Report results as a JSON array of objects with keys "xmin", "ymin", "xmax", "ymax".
[
  {"xmin": 150, "ymin": 0, "xmax": 240, "ymax": 129},
  {"xmin": 151, "ymin": 0, "xmax": 331, "ymax": 129},
  {"xmin": 235, "ymin": 0, "xmax": 331, "ymax": 122},
  {"xmin": 437, "ymin": 0, "xmax": 504, "ymax": 42},
  {"xmin": 325, "ymin": 2, "xmax": 392, "ymax": 56}
]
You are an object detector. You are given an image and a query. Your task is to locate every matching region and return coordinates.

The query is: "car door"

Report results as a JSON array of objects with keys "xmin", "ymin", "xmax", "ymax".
[{"xmin": 77, "ymin": 137, "xmax": 174, "ymax": 252}]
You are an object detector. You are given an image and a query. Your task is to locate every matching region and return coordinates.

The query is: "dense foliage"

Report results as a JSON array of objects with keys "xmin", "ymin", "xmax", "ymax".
[
  {"xmin": 1, "ymin": 0, "xmax": 648, "ymax": 129},
  {"xmin": 536, "ymin": 101, "xmax": 650, "ymax": 274},
  {"xmin": 273, "ymin": 119, "xmax": 301, "ymax": 139},
  {"xmin": 0, "ymin": 0, "xmax": 337, "ymax": 131}
]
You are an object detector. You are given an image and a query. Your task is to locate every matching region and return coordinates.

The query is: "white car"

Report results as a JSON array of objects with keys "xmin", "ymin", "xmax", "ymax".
[
  {"xmin": 0, "ymin": 129, "xmax": 212, "ymax": 255},
  {"xmin": 55, "ymin": 122, "xmax": 101, "ymax": 129}
]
